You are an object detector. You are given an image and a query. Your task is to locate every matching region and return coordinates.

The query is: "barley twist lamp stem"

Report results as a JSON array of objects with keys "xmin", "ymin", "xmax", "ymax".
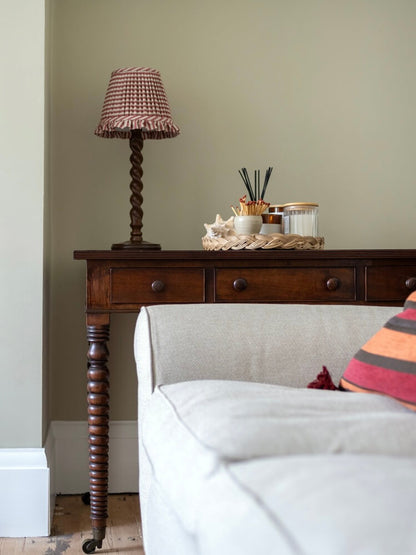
[
  {"xmin": 111, "ymin": 130, "xmax": 161, "ymax": 250},
  {"xmin": 129, "ymin": 130, "xmax": 144, "ymax": 243}
]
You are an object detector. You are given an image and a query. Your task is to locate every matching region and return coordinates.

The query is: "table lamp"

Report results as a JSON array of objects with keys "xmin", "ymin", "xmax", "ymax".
[{"xmin": 95, "ymin": 67, "xmax": 180, "ymax": 250}]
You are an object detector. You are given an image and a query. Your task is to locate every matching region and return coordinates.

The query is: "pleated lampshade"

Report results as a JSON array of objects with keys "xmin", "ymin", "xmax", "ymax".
[{"xmin": 95, "ymin": 67, "xmax": 180, "ymax": 140}]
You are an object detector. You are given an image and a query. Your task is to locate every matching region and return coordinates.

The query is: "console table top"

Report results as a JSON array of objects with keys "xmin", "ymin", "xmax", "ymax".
[{"xmin": 74, "ymin": 248, "xmax": 416, "ymax": 260}]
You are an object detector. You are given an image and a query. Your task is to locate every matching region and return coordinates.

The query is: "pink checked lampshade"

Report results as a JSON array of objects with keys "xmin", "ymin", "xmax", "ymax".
[
  {"xmin": 95, "ymin": 67, "xmax": 180, "ymax": 139},
  {"xmin": 95, "ymin": 67, "xmax": 180, "ymax": 250}
]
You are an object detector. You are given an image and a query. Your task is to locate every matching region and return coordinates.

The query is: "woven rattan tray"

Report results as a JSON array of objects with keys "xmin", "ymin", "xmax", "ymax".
[{"xmin": 202, "ymin": 233, "xmax": 324, "ymax": 251}]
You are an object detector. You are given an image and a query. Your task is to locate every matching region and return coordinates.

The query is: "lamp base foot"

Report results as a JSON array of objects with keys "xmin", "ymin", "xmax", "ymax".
[{"xmin": 111, "ymin": 240, "xmax": 161, "ymax": 250}]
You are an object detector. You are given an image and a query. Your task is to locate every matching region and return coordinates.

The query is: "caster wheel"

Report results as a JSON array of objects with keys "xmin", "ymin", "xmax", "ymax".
[
  {"xmin": 82, "ymin": 538, "xmax": 102, "ymax": 553},
  {"xmin": 81, "ymin": 492, "xmax": 90, "ymax": 505}
]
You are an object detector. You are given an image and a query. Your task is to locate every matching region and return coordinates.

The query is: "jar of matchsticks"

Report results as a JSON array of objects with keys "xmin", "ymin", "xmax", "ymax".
[
  {"xmin": 231, "ymin": 196, "xmax": 270, "ymax": 235},
  {"xmin": 234, "ymin": 215, "xmax": 263, "ymax": 234}
]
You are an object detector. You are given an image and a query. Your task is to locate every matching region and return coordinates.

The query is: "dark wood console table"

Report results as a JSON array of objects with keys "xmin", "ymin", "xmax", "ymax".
[{"xmin": 74, "ymin": 248, "xmax": 416, "ymax": 553}]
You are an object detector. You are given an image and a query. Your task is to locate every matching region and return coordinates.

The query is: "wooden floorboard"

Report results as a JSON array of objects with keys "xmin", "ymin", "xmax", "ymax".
[{"xmin": 0, "ymin": 494, "xmax": 144, "ymax": 554}]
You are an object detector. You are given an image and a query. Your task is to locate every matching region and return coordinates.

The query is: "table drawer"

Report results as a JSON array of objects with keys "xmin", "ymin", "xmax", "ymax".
[
  {"xmin": 215, "ymin": 267, "xmax": 356, "ymax": 302},
  {"xmin": 110, "ymin": 268, "xmax": 205, "ymax": 304},
  {"xmin": 366, "ymin": 266, "xmax": 416, "ymax": 302}
]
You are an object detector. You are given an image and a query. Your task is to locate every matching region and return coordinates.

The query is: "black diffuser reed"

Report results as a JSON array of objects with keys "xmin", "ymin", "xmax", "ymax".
[{"xmin": 238, "ymin": 167, "xmax": 273, "ymax": 201}]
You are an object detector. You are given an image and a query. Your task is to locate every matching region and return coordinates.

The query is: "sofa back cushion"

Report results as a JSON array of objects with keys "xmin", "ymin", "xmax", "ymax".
[{"xmin": 135, "ymin": 304, "xmax": 398, "ymax": 398}]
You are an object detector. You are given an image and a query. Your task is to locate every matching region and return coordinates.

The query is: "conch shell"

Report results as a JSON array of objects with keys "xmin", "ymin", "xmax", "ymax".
[{"xmin": 203, "ymin": 214, "xmax": 236, "ymax": 239}]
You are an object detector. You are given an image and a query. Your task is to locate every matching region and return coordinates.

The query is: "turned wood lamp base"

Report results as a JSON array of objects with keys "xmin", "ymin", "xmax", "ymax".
[
  {"xmin": 111, "ymin": 239, "xmax": 161, "ymax": 250},
  {"xmin": 113, "ymin": 130, "xmax": 161, "ymax": 251}
]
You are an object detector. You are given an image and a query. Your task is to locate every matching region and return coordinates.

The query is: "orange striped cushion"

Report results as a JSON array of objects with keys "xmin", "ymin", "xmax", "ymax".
[{"xmin": 340, "ymin": 291, "xmax": 416, "ymax": 411}]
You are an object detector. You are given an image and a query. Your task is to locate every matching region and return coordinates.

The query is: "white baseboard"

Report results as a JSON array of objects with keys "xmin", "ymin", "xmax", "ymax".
[
  {"xmin": 0, "ymin": 448, "xmax": 50, "ymax": 537},
  {"xmin": 0, "ymin": 421, "xmax": 137, "ymax": 537},
  {"xmin": 50, "ymin": 420, "xmax": 138, "ymax": 494}
]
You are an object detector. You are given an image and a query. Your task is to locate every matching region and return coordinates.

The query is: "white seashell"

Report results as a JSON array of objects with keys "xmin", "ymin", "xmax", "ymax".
[{"xmin": 203, "ymin": 214, "xmax": 236, "ymax": 238}]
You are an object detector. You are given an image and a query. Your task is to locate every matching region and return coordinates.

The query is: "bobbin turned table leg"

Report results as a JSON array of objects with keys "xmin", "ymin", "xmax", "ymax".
[{"xmin": 82, "ymin": 315, "xmax": 110, "ymax": 554}]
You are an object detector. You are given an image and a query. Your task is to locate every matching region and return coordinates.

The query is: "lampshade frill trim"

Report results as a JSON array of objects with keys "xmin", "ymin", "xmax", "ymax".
[{"xmin": 95, "ymin": 118, "xmax": 180, "ymax": 139}]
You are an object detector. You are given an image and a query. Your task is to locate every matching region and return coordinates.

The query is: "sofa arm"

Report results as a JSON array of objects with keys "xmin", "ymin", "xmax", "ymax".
[{"xmin": 134, "ymin": 303, "xmax": 397, "ymax": 399}]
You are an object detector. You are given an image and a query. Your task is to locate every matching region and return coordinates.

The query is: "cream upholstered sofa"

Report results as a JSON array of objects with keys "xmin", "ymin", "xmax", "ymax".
[{"xmin": 134, "ymin": 303, "xmax": 416, "ymax": 555}]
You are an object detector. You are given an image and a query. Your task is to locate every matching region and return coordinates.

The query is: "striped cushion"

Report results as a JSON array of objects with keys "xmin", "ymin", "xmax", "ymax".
[{"xmin": 340, "ymin": 291, "xmax": 416, "ymax": 411}]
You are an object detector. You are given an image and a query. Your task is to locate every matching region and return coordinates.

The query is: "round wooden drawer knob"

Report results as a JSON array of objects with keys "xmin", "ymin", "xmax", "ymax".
[
  {"xmin": 405, "ymin": 277, "xmax": 416, "ymax": 290},
  {"xmin": 326, "ymin": 277, "xmax": 340, "ymax": 291},
  {"xmin": 151, "ymin": 280, "xmax": 165, "ymax": 293},
  {"xmin": 233, "ymin": 278, "xmax": 248, "ymax": 292}
]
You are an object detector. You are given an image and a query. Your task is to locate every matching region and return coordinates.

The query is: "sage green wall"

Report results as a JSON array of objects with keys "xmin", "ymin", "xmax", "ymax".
[
  {"xmin": 50, "ymin": 0, "xmax": 416, "ymax": 421},
  {"xmin": 0, "ymin": 0, "xmax": 45, "ymax": 447}
]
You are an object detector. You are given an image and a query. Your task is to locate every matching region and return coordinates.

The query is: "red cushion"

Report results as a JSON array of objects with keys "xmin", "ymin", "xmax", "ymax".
[{"xmin": 307, "ymin": 366, "xmax": 338, "ymax": 390}]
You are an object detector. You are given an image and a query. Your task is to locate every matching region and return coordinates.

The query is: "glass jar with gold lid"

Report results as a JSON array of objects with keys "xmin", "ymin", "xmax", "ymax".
[{"xmin": 282, "ymin": 202, "xmax": 319, "ymax": 237}]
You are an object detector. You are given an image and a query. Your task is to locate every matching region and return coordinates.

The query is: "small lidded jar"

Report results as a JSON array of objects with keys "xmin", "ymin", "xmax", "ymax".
[
  {"xmin": 260, "ymin": 204, "xmax": 283, "ymax": 234},
  {"xmin": 283, "ymin": 202, "xmax": 319, "ymax": 236}
]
